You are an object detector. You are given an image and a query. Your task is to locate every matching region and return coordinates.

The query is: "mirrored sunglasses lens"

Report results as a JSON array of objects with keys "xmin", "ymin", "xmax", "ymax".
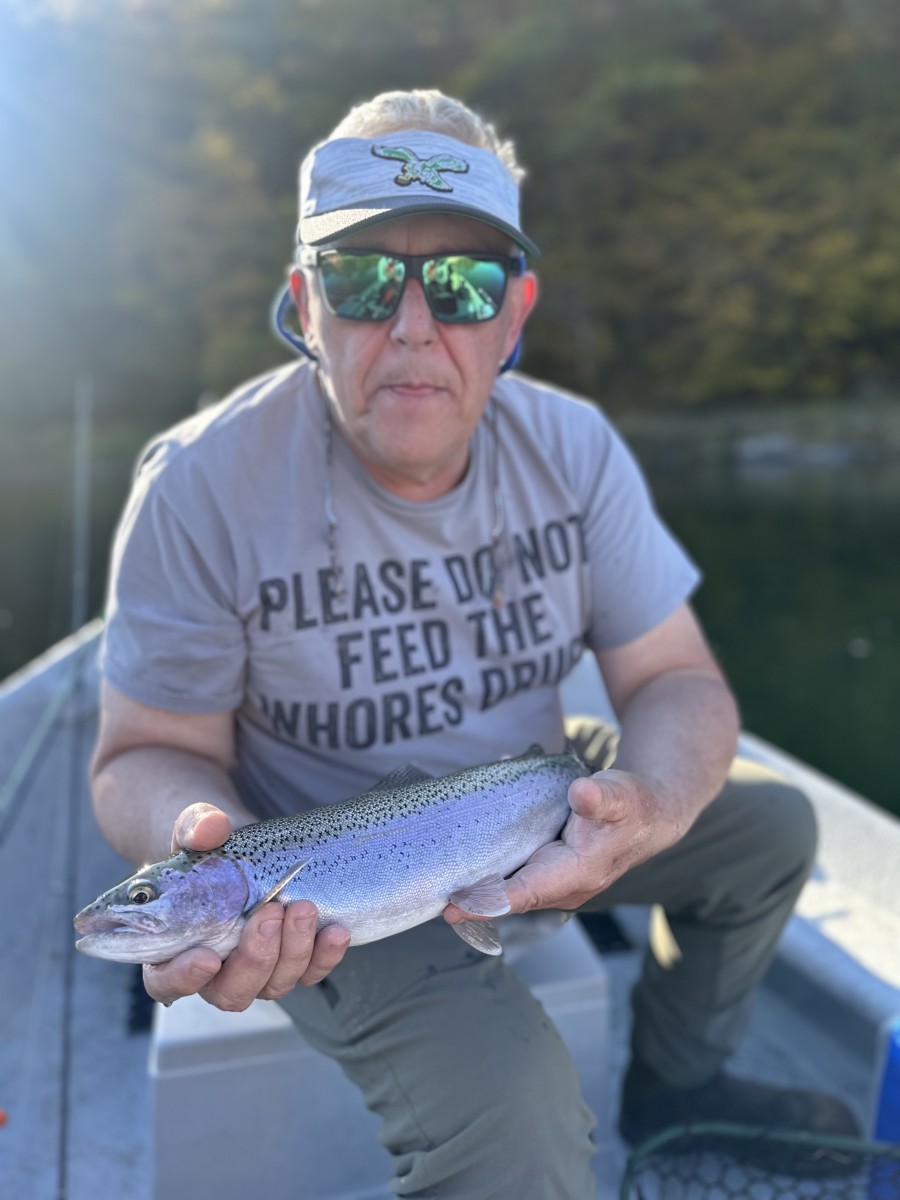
[
  {"xmin": 423, "ymin": 257, "xmax": 507, "ymax": 323},
  {"xmin": 319, "ymin": 255, "xmax": 405, "ymax": 319}
]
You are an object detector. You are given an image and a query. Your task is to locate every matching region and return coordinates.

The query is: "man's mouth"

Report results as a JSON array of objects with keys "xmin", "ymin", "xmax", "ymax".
[{"xmin": 385, "ymin": 381, "xmax": 442, "ymax": 394}]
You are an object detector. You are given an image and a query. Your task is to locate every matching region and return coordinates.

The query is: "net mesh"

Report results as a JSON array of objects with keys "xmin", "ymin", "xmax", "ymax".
[{"xmin": 620, "ymin": 1124, "xmax": 900, "ymax": 1199}]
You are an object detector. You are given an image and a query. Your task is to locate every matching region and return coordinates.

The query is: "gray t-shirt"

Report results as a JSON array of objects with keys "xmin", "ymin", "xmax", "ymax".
[{"xmin": 101, "ymin": 362, "xmax": 699, "ymax": 816}]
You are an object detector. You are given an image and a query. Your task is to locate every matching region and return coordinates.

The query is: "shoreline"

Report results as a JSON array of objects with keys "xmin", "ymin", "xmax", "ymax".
[{"xmin": 613, "ymin": 398, "xmax": 900, "ymax": 471}]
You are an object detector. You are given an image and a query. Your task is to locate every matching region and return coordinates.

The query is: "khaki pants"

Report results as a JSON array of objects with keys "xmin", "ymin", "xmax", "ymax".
[{"xmin": 278, "ymin": 720, "xmax": 817, "ymax": 1199}]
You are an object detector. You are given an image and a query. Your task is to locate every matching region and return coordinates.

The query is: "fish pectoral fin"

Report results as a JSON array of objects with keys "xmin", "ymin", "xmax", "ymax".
[
  {"xmin": 449, "ymin": 874, "xmax": 511, "ymax": 919},
  {"xmin": 247, "ymin": 860, "xmax": 309, "ymax": 916},
  {"xmin": 451, "ymin": 919, "xmax": 503, "ymax": 956}
]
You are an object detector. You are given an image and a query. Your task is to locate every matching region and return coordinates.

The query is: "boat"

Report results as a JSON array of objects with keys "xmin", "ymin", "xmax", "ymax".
[{"xmin": 1, "ymin": 623, "xmax": 898, "ymax": 1199}]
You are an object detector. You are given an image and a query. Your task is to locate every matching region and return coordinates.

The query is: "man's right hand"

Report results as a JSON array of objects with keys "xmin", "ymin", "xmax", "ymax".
[{"xmin": 141, "ymin": 802, "xmax": 351, "ymax": 1009}]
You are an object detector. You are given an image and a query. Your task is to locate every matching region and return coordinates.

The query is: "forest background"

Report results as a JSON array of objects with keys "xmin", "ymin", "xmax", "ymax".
[
  {"xmin": 1, "ymin": 0, "xmax": 899, "ymax": 804},
  {"xmin": 5, "ymin": 0, "xmax": 899, "ymax": 418}
]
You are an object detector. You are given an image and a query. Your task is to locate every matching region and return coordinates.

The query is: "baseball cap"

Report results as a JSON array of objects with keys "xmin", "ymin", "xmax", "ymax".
[{"xmin": 297, "ymin": 129, "xmax": 540, "ymax": 257}]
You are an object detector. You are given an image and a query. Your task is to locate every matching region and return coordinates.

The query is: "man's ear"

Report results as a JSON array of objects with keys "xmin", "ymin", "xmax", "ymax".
[
  {"xmin": 520, "ymin": 271, "xmax": 539, "ymax": 316},
  {"xmin": 289, "ymin": 268, "xmax": 311, "ymax": 327},
  {"xmin": 501, "ymin": 270, "xmax": 539, "ymax": 364}
]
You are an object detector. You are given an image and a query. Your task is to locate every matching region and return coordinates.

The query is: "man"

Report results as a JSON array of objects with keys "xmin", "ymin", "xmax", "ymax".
[{"xmin": 91, "ymin": 89, "xmax": 858, "ymax": 1197}]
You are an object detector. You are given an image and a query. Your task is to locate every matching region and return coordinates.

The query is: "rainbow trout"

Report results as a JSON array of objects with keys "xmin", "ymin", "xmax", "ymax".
[{"xmin": 74, "ymin": 746, "xmax": 587, "ymax": 963}]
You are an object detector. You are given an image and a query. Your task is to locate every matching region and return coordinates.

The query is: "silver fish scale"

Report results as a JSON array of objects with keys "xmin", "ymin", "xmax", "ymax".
[{"xmin": 209, "ymin": 751, "xmax": 586, "ymax": 944}]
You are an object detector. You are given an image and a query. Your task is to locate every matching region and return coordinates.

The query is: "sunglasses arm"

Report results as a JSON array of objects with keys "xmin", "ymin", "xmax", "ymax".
[
  {"xmin": 272, "ymin": 281, "xmax": 521, "ymax": 374},
  {"xmin": 270, "ymin": 284, "xmax": 318, "ymax": 361}
]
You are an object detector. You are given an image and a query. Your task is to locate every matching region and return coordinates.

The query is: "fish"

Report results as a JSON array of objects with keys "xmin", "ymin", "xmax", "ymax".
[{"xmin": 73, "ymin": 745, "xmax": 588, "ymax": 964}]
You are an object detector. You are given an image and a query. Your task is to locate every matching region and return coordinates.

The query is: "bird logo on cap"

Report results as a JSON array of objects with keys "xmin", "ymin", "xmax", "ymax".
[{"xmin": 371, "ymin": 145, "xmax": 470, "ymax": 192}]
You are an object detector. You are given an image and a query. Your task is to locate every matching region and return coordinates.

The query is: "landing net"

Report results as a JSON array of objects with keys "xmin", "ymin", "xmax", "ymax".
[{"xmin": 619, "ymin": 1124, "xmax": 900, "ymax": 1199}]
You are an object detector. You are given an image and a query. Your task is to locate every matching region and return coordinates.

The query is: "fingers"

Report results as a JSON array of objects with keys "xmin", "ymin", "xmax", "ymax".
[
  {"xmin": 445, "ymin": 822, "xmax": 611, "ymax": 923},
  {"xmin": 442, "ymin": 901, "xmax": 480, "ymax": 925},
  {"xmin": 444, "ymin": 843, "xmax": 573, "ymax": 922},
  {"xmin": 255, "ymin": 899, "xmax": 320, "ymax": 996},
  {"xmin": 503, "ymin": 855, "xmax": 605, "ymax": 914},
  {"xmin": 171, "ymin": 802, "xmax": 234, "ymax": 853},
  {"xmin": 501, "ymin": 854, "xmax": 574, "ymax": 914},
  {"xmin": 195, "ymin": 902, "xmax": 350, "ymax": 1011},
  {"xmin": 142, "ymin": 896, "xmax": 351, "ymax": 1012},
  {"xmin": 294, "ymin": 921, "xmax": 351, "ymax": 988},
  {"xmin": 257, "ymin": 902, "xmax": 350, "ymax": 997},
  {"xmin": 196, "ymin": 902, "xmax": 289, "ymax": 1011},
  {"xmin": 143, "ymin": 946, "xmax": 224, "ymax": 1006}
]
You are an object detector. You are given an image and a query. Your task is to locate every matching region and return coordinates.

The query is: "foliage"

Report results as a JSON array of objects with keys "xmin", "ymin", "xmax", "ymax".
[{"xmin": 1, "ymin": 0, "xmax": 899, "ymax": 429}]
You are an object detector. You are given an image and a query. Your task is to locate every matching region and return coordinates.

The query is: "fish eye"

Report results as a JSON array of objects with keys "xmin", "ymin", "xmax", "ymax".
[{"xmin": 128, "ymin": 881, "xmax": 157, "ymax": 905}]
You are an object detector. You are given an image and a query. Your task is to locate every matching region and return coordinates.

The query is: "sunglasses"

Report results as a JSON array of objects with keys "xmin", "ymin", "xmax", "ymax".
[{"xmin": 297, "ymin": 248, "xmax": 526, "ymax": 324}]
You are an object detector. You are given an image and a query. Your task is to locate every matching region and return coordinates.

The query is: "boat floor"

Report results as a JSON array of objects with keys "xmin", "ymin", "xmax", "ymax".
[{"xmin": 0, "ymin": 635, "xmax": 879, "ymax": 1198}]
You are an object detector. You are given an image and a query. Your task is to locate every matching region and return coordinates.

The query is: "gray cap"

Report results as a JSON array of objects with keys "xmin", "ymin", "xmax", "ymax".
[{"xmin": 297, "ymin": 130, "xmax": 540, "ymax": 257}]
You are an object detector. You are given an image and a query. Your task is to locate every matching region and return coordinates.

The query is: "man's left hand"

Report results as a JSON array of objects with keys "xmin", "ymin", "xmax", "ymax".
[{"xmin": 443, "ymin": 768, "xmax": 686, "ymax": 922}]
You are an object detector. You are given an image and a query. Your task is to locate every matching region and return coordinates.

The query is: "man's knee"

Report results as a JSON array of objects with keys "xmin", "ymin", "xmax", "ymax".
[
  {"xmin": 601, "ymin": 758, "xmax": 819, "ymax": 917},
  {"xmin": 390, "ymin": 1023, "xmax": 596, "ymax": 1198},
  {"xmin": 285, "ymin": 938, "xmax": 598, "ymax": 1199},
  {"xmin": 720, "ymin": 757, "xmax": 818, "ymax": 884}
]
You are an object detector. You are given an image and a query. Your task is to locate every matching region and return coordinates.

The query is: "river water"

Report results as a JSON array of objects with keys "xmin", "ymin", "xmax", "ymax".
[
  {"xmin": 1, "ymin": 458, "xmax": 897, "ymax": 816},
  {"xmin": 649, "ymin": 461, "xmax": 899, "ymax": 816}
]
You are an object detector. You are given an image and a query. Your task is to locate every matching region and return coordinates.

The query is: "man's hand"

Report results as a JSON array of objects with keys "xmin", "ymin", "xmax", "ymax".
[
  {"xmin": 444, "ymin": 607, "xmax": 739, "ymax": 924},
  {"xmin": 444, "ymin": 769, "xmax": 686, "ymax": 924},
  {"xmin": 142, "ymin": 803, "xmax": 351, "ymax": 1009}
]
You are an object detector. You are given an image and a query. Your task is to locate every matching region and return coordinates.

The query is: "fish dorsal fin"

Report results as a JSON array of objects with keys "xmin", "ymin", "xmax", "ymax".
[
  {"xmin": 451, "ymin": 919, "xmax": 503, "ymax": 956},
  {"xmin": 518, "ymin": 744, "xmax": 546, "ymax": 759},
  {"xmin": 363, "ymin": 764, "xmax": 434, "ymax": 795}
]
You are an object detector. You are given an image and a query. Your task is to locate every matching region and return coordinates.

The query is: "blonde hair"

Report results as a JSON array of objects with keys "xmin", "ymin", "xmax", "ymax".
[{"xmin": 328, "ymin": 89, "xmax": 525, "ymax": 183}]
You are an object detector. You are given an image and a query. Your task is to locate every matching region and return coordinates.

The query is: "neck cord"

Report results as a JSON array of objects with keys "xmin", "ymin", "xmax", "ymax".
[
  {"xmin": 321, "ymin": 391, "xmax": 506, "ymax": 610},
  {"xmin": 322, "ymin": 393, "xmax": 345, "ymax": 601},
  {"xmin": 486, "ymin": 398, "xmax": 506, "ymax": 610}
]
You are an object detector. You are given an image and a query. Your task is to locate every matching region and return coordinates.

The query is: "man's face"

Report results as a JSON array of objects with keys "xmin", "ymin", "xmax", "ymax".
[{"xmin": 290, "ymin": 214, "xmax": 537, "ymax": 500}]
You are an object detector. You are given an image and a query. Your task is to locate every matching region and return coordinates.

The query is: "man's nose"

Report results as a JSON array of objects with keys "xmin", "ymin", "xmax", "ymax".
[{"xmin": 390, "ymin": 278, "xmax": 437, "ymax": 346}]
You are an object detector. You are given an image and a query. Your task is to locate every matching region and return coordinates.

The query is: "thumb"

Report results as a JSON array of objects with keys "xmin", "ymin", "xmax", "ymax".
[
  {"xmin": 566, "ymin": 772, "xmax": 643, "ymax": 830},
  {"xmin": 566, "ymin": 771, "xmax": 627, "ymax": 821},
  {"xmin": 173, "ymin": 803, "xmax": 233, "ymax": 853}
]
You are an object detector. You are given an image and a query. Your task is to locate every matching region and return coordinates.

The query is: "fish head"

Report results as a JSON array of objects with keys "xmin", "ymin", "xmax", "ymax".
[{"xmin": 73, "ymin": 851, "xmax": 250, "ymax": 964}]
